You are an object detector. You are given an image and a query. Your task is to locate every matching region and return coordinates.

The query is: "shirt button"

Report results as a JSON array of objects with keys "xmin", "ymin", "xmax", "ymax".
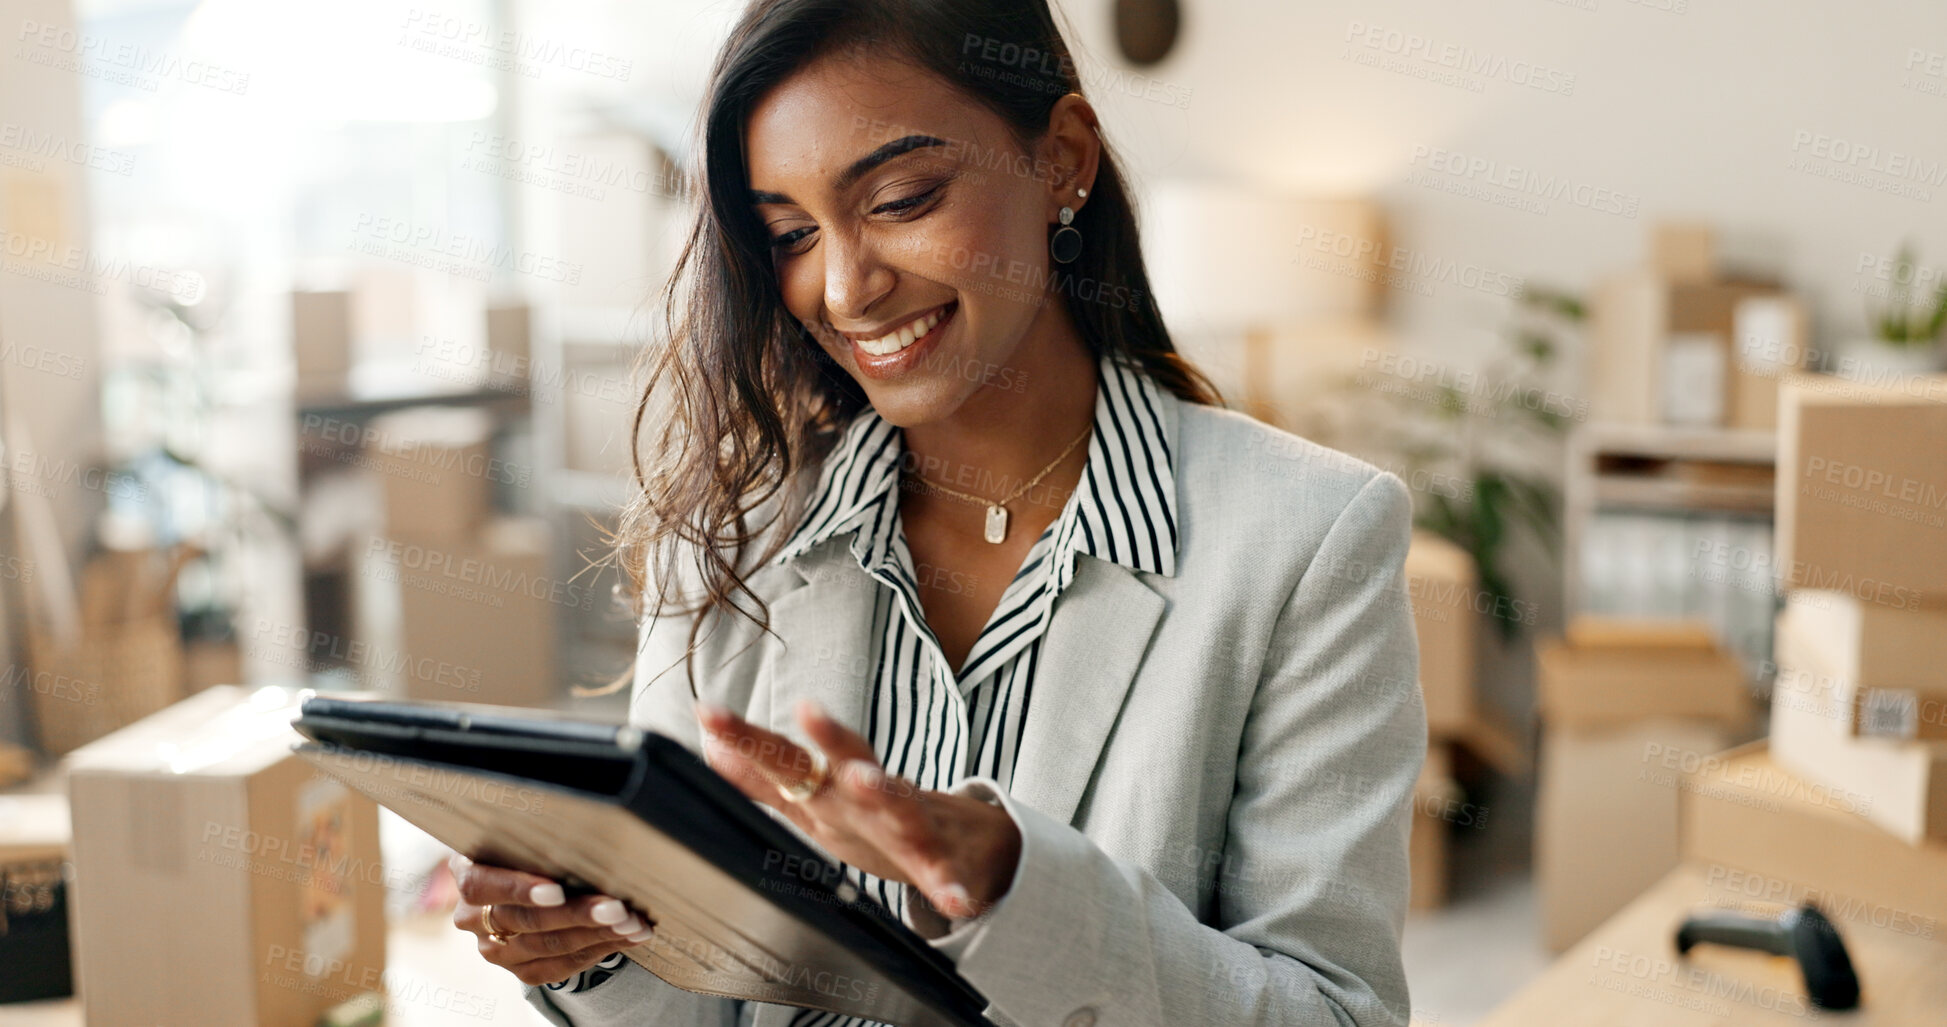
[{"xmin": 1063, "ymin": 1009, "xmax": 1097, "ymax": 1027}]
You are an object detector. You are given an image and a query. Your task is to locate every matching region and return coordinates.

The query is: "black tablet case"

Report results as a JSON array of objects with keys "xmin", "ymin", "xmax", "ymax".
[{"xmin": 290, "ymin": 695, "xmax": 995, "ymax": 1027}]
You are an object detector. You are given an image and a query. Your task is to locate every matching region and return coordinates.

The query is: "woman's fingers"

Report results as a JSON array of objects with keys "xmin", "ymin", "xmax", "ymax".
[
  {"xmin": 796, "ymin": 698, "xmax": 878, "ymax": 768},
  {"xmin": 450, "ymin": 856, "xmax": 655, "ymax": 936},
  {"xmin": 451, "ymin": 854, "xmax": 568, "ymax": 910},
  {"xmin": 865, "ymin": 787, "xmax": 974, "ymax": 917},
  {"xmin": 479, "ymin": 892, "xmax": 654, "ymax": 936},
  {"xmin": 483, "ymin": 920, "xmax": 653, "ymax": 963},
  {"xmin": 694, "ymin": 700, "xmax": 976, "ymax": 914},
  {"xmin": 696, "ymin": 704, "xmax": 825, "ymax": 807},
  {"xmin": 509, "ymin": 940, "xmax": 642, "ymax": 989},
  {"xmin": 447, "ymin": 856, "xmax": 660, "ymax": 987}
]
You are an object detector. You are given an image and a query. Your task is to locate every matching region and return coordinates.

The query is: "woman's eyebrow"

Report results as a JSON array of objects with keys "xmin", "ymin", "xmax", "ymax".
[{"xmin": 749, "ymin": 134, "xmax": 949, "ymax": 206}]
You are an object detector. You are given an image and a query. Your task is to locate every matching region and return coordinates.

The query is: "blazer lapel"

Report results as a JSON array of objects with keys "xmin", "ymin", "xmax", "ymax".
[
  {"xmin": 761, "ymin": 538, "xmax": 879, "ymax": 739},
  {"xmin": 1008, "ymin": 557, "xmax": 1167, "ymax": 826}
]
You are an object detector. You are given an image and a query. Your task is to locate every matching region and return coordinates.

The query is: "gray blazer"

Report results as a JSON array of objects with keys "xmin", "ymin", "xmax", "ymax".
[{"xmin": 526, "ymin": 390, "xmax": 1427, "ymax": 1027}]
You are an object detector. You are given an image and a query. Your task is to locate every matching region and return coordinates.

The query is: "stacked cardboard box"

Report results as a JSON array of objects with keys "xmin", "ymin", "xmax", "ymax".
[
  {"xmin": 1409, "ymin": 743, "xmax": 1463, "ymax": 912},
  {"xmin": 1588, "ymin": 222, "xmax": 1808, "ymax": 430},
  {"xmin": 1533, "ymin": 616, "xmax": 1754, "ymax": 951},
  {"xmin": 1406, "ymin": 530, "xmax": 1479, "ymax": 739},
  {"xmin": 292, "ymin": 290, "xmax": 352, "ymax": 390},
  {"xmin": 0, "ymin": 792, "xmax": 73, "ymax": 1002},
  {"xmin": 350, "ymin": 518, "xmax": 562, "ymax": 708},
  {"xmin": 1768, "ymin": 373, "xmax": 1947, "ymax": 848},
  {"xmin": 26, "ymin": 547, "xmax": 190, "ymax": 756},
  {"xmin": 1401, "ymin": 531, "xmax": 1489, "ymax": 911},
  {"xmin": 1779, "ymin": 593, "xmax": 1947, "ymax": 742},
  {"xmin": 1681, "ymin": 742, "xmax": 1947, "ymax": 933},
  {"xmin": 1774, "ymin": 372, "xmax": 1947, "ymax": 601},
  {"xmin": 64, "ymin": 686, "xmax": 387, "ymax": 1024},
  {"xmin": 364, "ymin": 406, "xmax": 498, "ymax": 540},
  {"xmin": 353, "ymin": 406, "xmax": 558, "ymax": 708}
]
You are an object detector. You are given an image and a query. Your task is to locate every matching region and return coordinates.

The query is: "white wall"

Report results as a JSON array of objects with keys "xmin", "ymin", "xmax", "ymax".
[{"xmin": 1067, "ymin": 0, "xmax": 1947, "ymax": 354}]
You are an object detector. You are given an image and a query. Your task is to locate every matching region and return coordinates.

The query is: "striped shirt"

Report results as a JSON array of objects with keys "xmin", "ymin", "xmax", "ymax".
[{"xmin": 549, "ymin": 352, "xmax": 1179, "ymax": 1024}]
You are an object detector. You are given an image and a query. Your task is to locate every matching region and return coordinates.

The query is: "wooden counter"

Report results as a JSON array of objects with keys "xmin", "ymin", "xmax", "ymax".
[{"xmin": 1481, "ymin": 863, "xmax": 1947, "ymax": 1026}]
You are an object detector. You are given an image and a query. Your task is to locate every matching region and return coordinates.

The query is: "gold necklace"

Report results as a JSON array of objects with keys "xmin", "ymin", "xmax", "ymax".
[{"xmin": 903, "ymin": 424, "xmax": 1092, "ymax": 543}]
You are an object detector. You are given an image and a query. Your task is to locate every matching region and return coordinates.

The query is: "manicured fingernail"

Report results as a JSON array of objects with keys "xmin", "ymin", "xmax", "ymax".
[
  {"xmin": 591, "ymin": 899, "xmax": 626, "ymax": 924},
  {"xmin": 626, "ymin": 926, "xmax": 655, "ymax": 943},
  {"xmin": 529, "ymin": 882, "xmax": 565, "ymax": 906},
  {"xmin": 938, "ymin": 882, "xmax": 971, "ymax": 913},
  {"xmin": 611, "ymin": 916, "xmax": 644, "ymax": 935}
]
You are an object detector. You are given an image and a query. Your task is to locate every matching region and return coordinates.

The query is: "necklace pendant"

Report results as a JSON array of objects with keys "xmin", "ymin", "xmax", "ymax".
[{"xmin": 983, "ymin": 504, "xmax": 1008, "ymax": 544}]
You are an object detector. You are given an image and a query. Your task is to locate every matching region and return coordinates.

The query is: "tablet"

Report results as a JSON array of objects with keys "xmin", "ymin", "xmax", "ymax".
[{"xmin": 291, "ymin": 694, "xmax": 995, "ymax": 1027}]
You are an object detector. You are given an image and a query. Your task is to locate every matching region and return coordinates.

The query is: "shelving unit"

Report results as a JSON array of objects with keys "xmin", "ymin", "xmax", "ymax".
[
  {"xmin": 288, "ymin": 367, "xmax": 534, "ymax": 682},
  {"xmin": 1562, "ymin": 421, "xmax": 1781, "ymax": 681}
]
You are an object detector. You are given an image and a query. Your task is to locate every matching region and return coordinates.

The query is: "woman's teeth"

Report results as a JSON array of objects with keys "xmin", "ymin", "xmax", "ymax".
[{"xmin": 856, "ymin": 306, "xmax": 946, "ymax": 356}]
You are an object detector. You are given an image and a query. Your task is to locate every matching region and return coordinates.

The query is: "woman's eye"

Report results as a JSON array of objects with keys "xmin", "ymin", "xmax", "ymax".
[
  {"xmin": 768, "ymin": 184, "xmax": 944, "ymax": 254},
  {"xmin": 770, "ymin": 226, "xmax": 814, "ymax": 252},
  {"xmin": 874, "ymin": 185, "xmax": 941, "ymax": 216}
]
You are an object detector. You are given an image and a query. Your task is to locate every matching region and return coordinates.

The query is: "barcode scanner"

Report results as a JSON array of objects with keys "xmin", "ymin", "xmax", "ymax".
[{"xmin": 1675, "ymin": 904, "xmax": 1861, "ymax": 1010}]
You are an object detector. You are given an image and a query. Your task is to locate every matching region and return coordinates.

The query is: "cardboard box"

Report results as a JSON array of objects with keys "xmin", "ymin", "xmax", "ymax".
[
  {"xmin": 1589, "ymin": 271, "xmax": 1786, "ymax": 426},
  {"xmin": 1770, "ymin": 610, "xmax": 1947, "ymax": 844},
  {"xmin": 1409, "ymin": 742, "xmax": 1459, "ymax": 912},
  {"xmin": 352, "ymin": 518, "xmax": 564, "ymax": 708},
  {"xmin": 1681, "ymin": 741, "xmax": 1947, "ymax": 932},
  {"xmin": 292, "ymin": 290, "xmax": 352, "ymax": 385},
  {"xmin": 1775, "ymin": 372, "xmax": 1947, "ymax": 604},
  {"xmin": 27, "ymin": 546, "xmax": 192, "ymax": 756},
  {"xmin": 0, "ymin": 793, "xmax": 75, "ymax": 1003},
  {"xmin": 1783, "ymin": 590, "xmax": 1947, "ymax": 740},
  {"xmin": 1649, "ymin": 221, "xmax": 1715, "ymax": 282},
  {"xmin": 1535, "ymin": 716, "xmax": 1735, "ymax": 952},
  {"xmin": 363, "ymin": 406, "xmax": 497, "ymax": 540},
  {"xmin": 1405, "ymin": 531, "xmax": 1478, "ymax": 737},
  {"xmin": 0, "ymin": 792, "xmax": 72, "ymax": 866},
  {"xmin": 1564, "ymin": 615, "xmax": 1715, "ymax": 651},
  {"xmin": 486, "ymin": 303, "xmax": 532, "ymax": 388},
  {"xmin": 65, "ymin": 686, "xmax": 386, "ymax": 1025},
  {"xmin": 1729, "ymin": 294, "xmax": 1808, "ymax": 430},
  {"xmin": 1535, "ymin": 622, "xmax": 1752, "ymax": 731}
]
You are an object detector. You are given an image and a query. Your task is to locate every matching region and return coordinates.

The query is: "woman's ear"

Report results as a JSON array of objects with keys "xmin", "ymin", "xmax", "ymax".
[{"xmin": 1042, "ymin": 93, "xmax": 1103, "ymax": 220}]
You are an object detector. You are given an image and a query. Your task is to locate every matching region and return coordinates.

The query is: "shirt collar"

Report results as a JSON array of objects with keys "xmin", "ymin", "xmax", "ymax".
[{"xmin": 772, "ymin": 352, "xmax": 1179, "ymax": 580}]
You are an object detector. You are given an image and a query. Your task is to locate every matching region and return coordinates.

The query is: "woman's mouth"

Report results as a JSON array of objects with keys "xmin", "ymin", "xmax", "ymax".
[{"xmin": 847, "ymin": 300, "xmax": 957, "ymax": 379}]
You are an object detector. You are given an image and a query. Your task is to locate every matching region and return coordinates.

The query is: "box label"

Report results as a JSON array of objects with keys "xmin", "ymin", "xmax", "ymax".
[
  {"xmin": 296, "ymin": 776, "xmax": 354, "ymax": 976},
  {"xmin": 1859, "ymin": 688, "xmax": 1919, "ymax": 740}
]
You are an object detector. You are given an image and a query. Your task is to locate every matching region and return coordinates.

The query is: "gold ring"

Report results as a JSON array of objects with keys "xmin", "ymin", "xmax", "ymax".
[
  {"xmin": 483, "ymin": 903, "xmax": 518, "ymax": 944},
  {"xmin": 773, "ymin": 753, "xmax": 832, "ymax": 804}
]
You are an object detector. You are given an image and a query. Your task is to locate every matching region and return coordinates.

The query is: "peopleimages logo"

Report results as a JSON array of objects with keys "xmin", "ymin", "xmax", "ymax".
[
  {"xmin": 348, "ymin": 213, "xmax": 582, "ymax": 285},
  {"xmin": 364, "ymin": 537, "xmax": 596, "ymax": 611},
  {"xmin": 1343, "ymin": 21, "xmax": 1576, "ymax": 95},
  {"xmin": 1405, "ymin": 146, "xmax": 1641, "ymax": 218}
]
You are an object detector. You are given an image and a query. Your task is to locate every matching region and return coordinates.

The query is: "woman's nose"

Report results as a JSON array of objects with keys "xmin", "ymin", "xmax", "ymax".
[{"xmin": 820, "ymin": 229, "xmax": 897, "ymax": 325}]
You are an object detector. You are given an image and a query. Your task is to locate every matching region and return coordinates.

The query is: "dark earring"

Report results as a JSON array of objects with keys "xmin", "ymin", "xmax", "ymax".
[{"xmin": 1050, "ymin": 186, "xmax": 1087, "ymax": 264}]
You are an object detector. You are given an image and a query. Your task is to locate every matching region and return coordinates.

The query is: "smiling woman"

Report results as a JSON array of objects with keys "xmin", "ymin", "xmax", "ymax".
[{"xmin": 461, "ymin": 1, "xmax": 1427, "ymax": 1026}]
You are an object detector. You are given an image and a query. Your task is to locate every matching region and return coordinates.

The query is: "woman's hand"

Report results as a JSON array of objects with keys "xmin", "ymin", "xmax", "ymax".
[
  {"xmin": 696, "ymin": 698, "xmax": 1022, "ymax": 921},
  {"xmin": 450, "ymin": 855, "xmax": 656, "ymax": 987}
]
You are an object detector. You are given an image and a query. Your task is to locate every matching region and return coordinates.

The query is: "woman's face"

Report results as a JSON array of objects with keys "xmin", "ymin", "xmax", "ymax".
[{"xmin": 745, "ymin": 53, "xmax": 1083, "ymax": 426}]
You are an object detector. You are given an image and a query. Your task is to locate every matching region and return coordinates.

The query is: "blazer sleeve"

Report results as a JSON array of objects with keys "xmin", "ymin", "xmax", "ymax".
[
  {"xmin": 521, "ymin": 589, "xmax": 749, "ymax": 1027},
  {"xmin": 899, "ymin": 470, "xmax": 1427, "ymax": 1027}
]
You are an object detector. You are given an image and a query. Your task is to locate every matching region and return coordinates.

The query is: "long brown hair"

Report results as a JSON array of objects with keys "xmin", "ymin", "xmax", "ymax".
[{"xmin": 599, "ymin": 0, "xmax": 1221, "ymax": 695}]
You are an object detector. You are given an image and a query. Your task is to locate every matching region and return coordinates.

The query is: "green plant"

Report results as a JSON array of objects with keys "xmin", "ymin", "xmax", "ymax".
[
  {"xmin": 1310, "ymin": 285, "xmax": 1582, "ymax": 643},
  {"xmin": 1869, "ymin": 242, "xmax": 1947, "ymax": 347}
]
